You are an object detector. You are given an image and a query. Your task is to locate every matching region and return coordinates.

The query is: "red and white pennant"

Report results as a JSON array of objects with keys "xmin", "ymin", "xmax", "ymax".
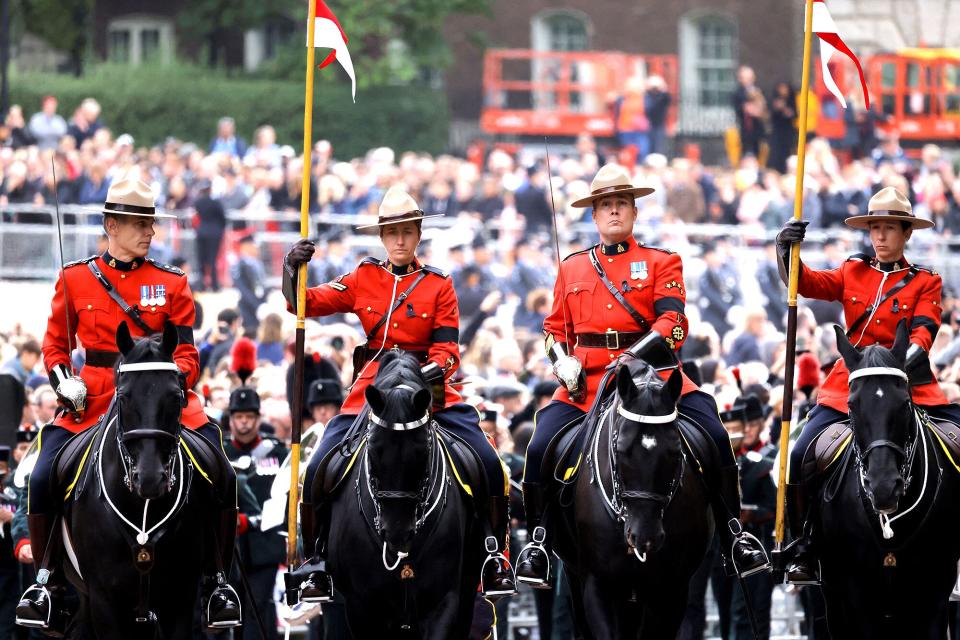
[{"xmin": 811, "ymin": 0, "xmax": 869, "ymax": 109}]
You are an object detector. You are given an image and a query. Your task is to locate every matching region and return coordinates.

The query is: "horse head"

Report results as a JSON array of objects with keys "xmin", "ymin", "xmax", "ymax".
[
  {"xmin": 364, "ymin": 350, "xmax": 435, "ymax": 555},
  {"xmin": 835, "ymin": 320, "xmax": 912, "ymax": 514},
  {"xmin": 115, "ymin": 320, "xmax": 186, "ymax": 500},
  {"xmin": 613, "ymin": 360, "xmax": 684, "ymax": 557}
]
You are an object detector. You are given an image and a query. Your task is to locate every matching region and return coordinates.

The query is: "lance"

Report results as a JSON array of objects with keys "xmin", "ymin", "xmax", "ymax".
[
  {"xmin": 288, "ymin": 0, "xmax": 319, "ymax": 568},
  {"xmin": 773, "ymin": 0, "xmax": 816, "ymax": 573},
  {"xmin": 51, "ymin": 157, "xmax": 76, "ymax": 372},
  {"xmin": 542, "ymin": 138, "xmax": 572, "ymax": 348}
]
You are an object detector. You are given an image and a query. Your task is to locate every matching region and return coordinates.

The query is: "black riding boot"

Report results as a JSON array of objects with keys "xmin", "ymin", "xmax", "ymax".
[
  {"xmin": 15, "ymin": 514, "xmax": 68, "ymax": 637},
  {"xmin": 785, "ymin": 482, "xmax": 820, "ymax": 585},
  {"xmin": 714, "ymin": 465, "xmax": 771, "ymax": 578},
  {"xmin": 202, "ymin": 508, "xmax": 242, "ymax": 630},
  {"xmin": 290, "ymin": 501, "xmax": 333, "ymax": 604},
  {"xmin": 480, "ymin": 496, "xmax": 517, "ymax": 600},
  {"xmin": 515, "ymin": 482, "xmax": 552, "ymax": 589}
]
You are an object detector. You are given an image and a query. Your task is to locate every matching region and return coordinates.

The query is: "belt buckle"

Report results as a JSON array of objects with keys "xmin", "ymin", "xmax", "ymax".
[{"xmin": 605, "ymin": 329, "xmax": 619, "ymax": 350}]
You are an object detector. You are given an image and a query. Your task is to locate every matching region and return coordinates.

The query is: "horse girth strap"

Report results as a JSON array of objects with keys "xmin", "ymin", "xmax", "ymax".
[
  {"xmin": 86, "ymin": 261, "xmax": 154, "ymax": 335},
  {"xmin": 845, "ymin": 268, "xmax": 918, "ymax": 339},
  {"xmin": 588, "ymin": 249, "xmax": 651, "ymax": 333}
]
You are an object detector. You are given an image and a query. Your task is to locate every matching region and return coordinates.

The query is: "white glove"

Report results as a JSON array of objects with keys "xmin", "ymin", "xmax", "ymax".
[
  {"xmin": 553, "ymin": 355, "xmax": 584, "ymax": 393},
  {"xmin": 50, "ymin": 364, "xmax": 87, "ymax": 415}
]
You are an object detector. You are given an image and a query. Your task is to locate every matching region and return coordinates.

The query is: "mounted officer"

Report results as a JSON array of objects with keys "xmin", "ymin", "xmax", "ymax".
[
  {"xmin": 778, "ymin": 186, "xmax": 960, "ymax": 584},
  {"xmin": 223, "ymin": 386, "xmax": 288, "ymax": 640},
  {"xmin": 15, "ymin": 176, "xmax": 242, "ymax": 633},
  {"xmin": 515, "ymin": 163, "xmax": 771, "ymax": 587},
  {"xmin": 283, "ymin": 185, "xmax": 516, "ymax": 602}
]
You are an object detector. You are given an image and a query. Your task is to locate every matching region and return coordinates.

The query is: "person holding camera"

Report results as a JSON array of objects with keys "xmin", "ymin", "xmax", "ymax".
[{"xmin": 282, "ymin": 185, "xmax": 516, "ymax": 603}]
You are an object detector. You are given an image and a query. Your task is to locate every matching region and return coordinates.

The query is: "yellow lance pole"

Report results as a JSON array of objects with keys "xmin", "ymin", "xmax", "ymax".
[
  {"xmin": 288, "ymin": 0, "xmax": 319, "ymax": 568},
  {"xmin": 774, "ymin": 0, "xmax": 816, "ymax": 565}
]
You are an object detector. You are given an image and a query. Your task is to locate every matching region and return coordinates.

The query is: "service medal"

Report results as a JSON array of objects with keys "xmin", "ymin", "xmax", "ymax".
[
  {"xmin": 631, "ymin": 261, "xmax": 648, "ymax": 280},
  {"xmin": 140, "ymin": 285, "xmax": 150, "ymax": 307}
]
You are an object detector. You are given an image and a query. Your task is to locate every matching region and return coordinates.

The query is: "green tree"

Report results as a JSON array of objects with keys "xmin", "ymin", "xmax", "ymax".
[
  {"xmin": 16, "ymin": 0, "xmax": 92, "ymax": 75},
  {"xmin": 176, "ymin": 0, "xmax": 299, "ymax": 67}
]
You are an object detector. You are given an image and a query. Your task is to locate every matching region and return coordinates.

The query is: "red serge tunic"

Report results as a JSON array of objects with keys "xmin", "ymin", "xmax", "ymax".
[
  {"xmin": 797, "ymin": 254, "xmax": 947, "ymax": 413},
  {"xmin": 543, "ymin": 237, "xmax": 699, "ymax": 411},
  {"xmin": 43, "ymin": 253, "xmax": 206, "ymax": 433},
  {"xmin": 296, "ymin": 258, "xmax": 461, "ymax": 414}
]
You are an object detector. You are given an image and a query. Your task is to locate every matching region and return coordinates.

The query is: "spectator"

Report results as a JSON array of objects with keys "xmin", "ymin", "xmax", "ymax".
[
  {"xmin": 27, "ymin": 95, "xmax": 67, "ymax": 150},
  {"xmin": 231, "ymin": 233, "xmax": 269, "ymax": 333},
  {"xmin": 257, "ymin": 313, "xmax": 286, "ymax": 366},
  {"xmin": 307, "ymin": 378, "xmax": 344, "ymax": 428},
  {"xmin": 209, "ymin": 116, "xmax": 248, "ymax": 158},
  {"xmin": 645, "ymin": 75, "xmax": 672, "ymax": 156},
  {"xmin": 1, "ymin": 340, "xmax": 41, "ymax": 386},
  {"xmin": 200, "ymin": 308, "xmax": 242, "ymax": 375},
  {"xmin": 733, "ymin": 66, "xmax": 767, "ymax": 159},
  {"xmin": 193, "ymin": 179, "xmax": 228, "ymax": 292},
  {"xmin": 514, "ymin": 165, "xmax": 554, "ymax": 233},
  {"xmin": 727, "ymin": 307, "xmax": 769, "ymax": 366},
  {"xmin": 2, "ymin": 105, "xmax": 35, "ymax": 149},
  {"xmin": 612, "ymin": 76, "xmax": 651, "ymax": 161},
  {"xmin": 66, "ymin": 98, "xmax": 103, "ymax": 146},
  {"xmin": 697, "ymin": 241, "xmax": 743, "ymax": 337},
  {"xmin": 768, "ymin": 81, "xmax": 798, "ymax": 174}
]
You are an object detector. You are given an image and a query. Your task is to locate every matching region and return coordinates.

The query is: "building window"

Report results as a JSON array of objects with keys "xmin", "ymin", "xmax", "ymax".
[
  {"xmin": 679, "ymin": 12, "xmax": 738, "ymax": 133},
  {"xmin": 107, "ymin": 16, "xmax": 174, "ymax": 65},
  {"xmin": 545, "ymin": 14, "xmax": 588, "ymax": 52}
]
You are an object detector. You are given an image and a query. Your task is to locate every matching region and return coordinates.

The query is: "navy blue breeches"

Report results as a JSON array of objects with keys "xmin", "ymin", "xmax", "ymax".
[
  {"xmin": 28, "ymin": 422, "xmax": 226, "ymax": 515},
  {"xmin": 789, "ymin": 402, "xmax": 960, "ymax": 484},
  {"xmin": 302, "ymin": 403, "xmax": 506, "ymax": 503},
  {"xmin": 524, "ymin": 390, "xmax": 737, "ymax": 484}
]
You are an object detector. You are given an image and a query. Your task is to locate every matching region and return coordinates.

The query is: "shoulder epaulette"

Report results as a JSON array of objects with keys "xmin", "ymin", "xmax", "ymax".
[
  {"xmin": 562, "ymin": 246, "xmax": 596, "ymax": 262},
  {"xmin": 63, "ymin": 255, "xmax": 96, "ymax": 269},
  {"xmin": 643, "ymin": 245, "xmax": 675, "ymax": 255},
  {"xmin": 359, "ymin": 256, "xmax": 380, "ymax": 267},
  {"xmin": 911, "ymin": 264, "xmax": 938, "ymax": 275},
  {"xmin": 846, "ymin": 253, "xmax": 871, "ymax": 264},
  {"xmin": 146, "ymin": 258, "xmax": 185, "ymax": 276},
  {"xmin": 423, "ymin": 264, "xmax": 448, "ymax": 278}
]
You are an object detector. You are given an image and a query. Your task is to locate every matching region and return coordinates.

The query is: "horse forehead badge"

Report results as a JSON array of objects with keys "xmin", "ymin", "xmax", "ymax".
[
  {"xmin": 641, "ymin": 435, "xmax": 657, "ymax": 450},
  {"xmin": 631, "ymin": 261, "xmax": 648, "ymax": 280}
]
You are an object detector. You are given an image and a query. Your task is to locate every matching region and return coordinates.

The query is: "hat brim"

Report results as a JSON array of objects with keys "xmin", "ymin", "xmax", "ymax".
[
  {"xmin": 845, "ymin": 214, "xmax": 934, "ymax": 230},
  {"xmin": 571, "ymin": 186, "xmax": 655, "ymax": 209},
  {"xmin": 356, "ymin": 212, "xmax": 444, "ymax": 230},
  {"xmin": 100, "ymin": 207, "xmax": 178, "ymax": 219}
]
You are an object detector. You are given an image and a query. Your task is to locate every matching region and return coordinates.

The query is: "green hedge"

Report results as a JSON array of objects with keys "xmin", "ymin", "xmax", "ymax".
[{"xmin": 10, "ymin": 64, "xmax": 450, "ymax": 158}]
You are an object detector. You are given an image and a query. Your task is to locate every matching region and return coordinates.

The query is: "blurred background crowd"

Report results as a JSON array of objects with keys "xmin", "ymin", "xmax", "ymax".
[{"xmin": 2, "ymin": 71, "xmax": 960, "ymax": 638}]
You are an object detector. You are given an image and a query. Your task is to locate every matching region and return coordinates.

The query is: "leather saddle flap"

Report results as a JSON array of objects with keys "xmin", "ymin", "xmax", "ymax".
[
  {"xmin": 927, "ymin": 417, "xmax": 960, "ymax": 472},
  {"xmin": 56, "ymin": 424, "xmax": 103, "ymax": 502},
  {"xmin": 808, "ymin": 422, "xmax": 852, "ymax": 476},
  {"xmin": 436, "ymin": 426, "xmax": 486, "ymax": 499}
]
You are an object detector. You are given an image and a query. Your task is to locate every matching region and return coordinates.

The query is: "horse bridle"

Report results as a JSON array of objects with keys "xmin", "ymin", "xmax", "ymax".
[
  {"xmin": 115, "ymin": 361, "xmax": 184, "ymax": 493},
  {"xmin": 606, "ymin": 399, "xmax": 683, "ymax": 523},
  {"xmin": 847, "ymin": 366, "xmax": 918, "ymax": 484},
  {"xmin": 365, "ymin": 384, "xmax": 438, "ymax": 536}
]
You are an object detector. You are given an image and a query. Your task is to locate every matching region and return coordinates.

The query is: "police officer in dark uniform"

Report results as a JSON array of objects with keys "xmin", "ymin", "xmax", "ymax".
[
  {"xmin": 223, "ymin": 387, "xmax": 289, "ymax": 640},
  {"xmin": 722, "ymin": 396, "xmax": 778, "ymax": 640}
]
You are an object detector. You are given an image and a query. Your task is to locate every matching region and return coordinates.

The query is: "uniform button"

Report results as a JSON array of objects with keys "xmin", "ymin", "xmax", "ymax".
[
  {"xmin": 573, "ymin": 287, "xmax": 579, "ymax": 292},
  {"xmin": 393, "ymin": 344, "xmax": 398, "ymax": 348},
  {"xmin": 120, "ymin": 274, "xmax": 126, "ymax": 279},
  {"xmin": 366, "ymin": 306, "xmax": 372, "ymax": 312},
  {"xmin": 151, "ymin": 307, "xmax": 156, "ymax": 312},
  {"xmin": 609, "ymin": 353, "xmax": 615, "ymax": 359},
  {"xmin": 852, "ymin": 297, "xmax": 857, "ymax": 302},
  {"xmin": 421, "ymin": 313, "xmax": 427, "ymax": 318},
  {"xmin": 607, "ymin": 258, "xmax": 614, "ymax": 263},
  {"xmin": 902, "ymin": 304, "xmax": 908, "ymax": 309},
  {"xmin": 876, "ymin": 319, "xmax": 881, "ymax": 324},
  {"xmin": 607, "ymin": 303, "xmax": 613, "ymax": 309},
  {"xmin": 393, "ymin": 322, "xmax": 398, "ymax": 328},
  {"xmin": 87, "ymin": 304, "xmax": 92, "ymax": 310}
]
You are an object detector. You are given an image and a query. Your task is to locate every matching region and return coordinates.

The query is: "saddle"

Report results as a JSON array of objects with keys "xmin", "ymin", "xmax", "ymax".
[
  {"xmin": 800, "ymin": 422, "xmax": 852, "ymax": 485},
  {"xmin": 435, "ymin": 426, "xmax": 487, "ymax": 500},
  {"xmin": 56, "ymin": 423, "xmax": 105, "ymax": 502},
  {"xmin": 925, "ymin": 417, "xmax": 960, "ymax": 473},
  {"xmin": 676, "ymin": 415, "xmax": 716, "ymax": 479},
  {"xmin": 180, "ymin": 427, "xmax": 230, "ymax": 496}
]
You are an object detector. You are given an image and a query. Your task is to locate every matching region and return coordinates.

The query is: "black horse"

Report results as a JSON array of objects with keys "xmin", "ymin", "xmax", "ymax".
[
  {"xmin": 318, "ymin": 351, "xmax": 483, "ymax": 638},
  {"xmin": 814, "ymin": 324, "xmax": 960, "ymax": 639},
  {"xmin": 60, "ymin": 321, "xmax": 223, "ymax": 639},
  {"xmin": 551, "ymin": 359, "xmax": 713, "ymax": 639}
]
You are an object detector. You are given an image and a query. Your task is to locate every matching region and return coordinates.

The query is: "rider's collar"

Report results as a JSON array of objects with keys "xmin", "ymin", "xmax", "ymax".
[
  {"xmin": 384, "ymin": 258, "xmax": 420, "ymax": 275},
  {"xmin": 102, "ymin": 251, "xmax": 144, "ymax": 271},
  {"xmin": 600, "ymin": 238, "xmax": 634, "ymax": 256},
  {"xmin": 231, "ymin": 434, "xmax": 262, "ymax": 451},
  {"xmin": 871, "ymin": 257, "xmax": 909, "ymax": 273}
]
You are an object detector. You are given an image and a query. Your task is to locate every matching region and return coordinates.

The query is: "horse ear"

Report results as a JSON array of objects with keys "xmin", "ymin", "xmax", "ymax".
[
  {"xmin": 365, "ymin": 385, "xmax": 385, "ymax": 416},
  {"xmin": 616, "ymin": 366, "xmax": 637, "ymax": 403},
  {"xmin": 891, "ymin": 318, "xmax": 909, "ymax": 364},
  {"xmin": 116, "ymin": 321, "xmax": 134, "ymax": 356},
  {"xmin": 412, "ymin": 389, "xmax": 432, "ymax": 416},
  {"xmin": 663, "ymin": 368, "xmax": 683, "ymax": 404},
  {"xmin": 162, "ymin": 321, "xmax": 179, "ymax": 358},
  {"xmin": 833, "ymin": 324, "xmax": 861, "ymax": 369}
]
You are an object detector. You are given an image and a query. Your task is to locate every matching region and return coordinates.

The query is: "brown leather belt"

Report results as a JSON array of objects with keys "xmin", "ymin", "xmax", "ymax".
[
  {"xmin": 86, "ymin": 349, "xmax": 121, "ymax": 368},
  {"xmin": 577, "ymin": 331, "xmax": 646, "ymax": 350}
]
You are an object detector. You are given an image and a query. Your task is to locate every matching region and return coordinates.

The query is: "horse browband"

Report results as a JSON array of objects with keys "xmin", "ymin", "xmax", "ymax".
[
  {"xmin": 369, "ymin": 411, "xmax": 430, "ymax": 431},
  {"xmin": 848, "ymin": 366, "xmax": 908, "ymax": 382},
  {"xmin": 617, "ymin": 405, "xmax": 678, "ymax": 424},
  {"xmin": 118, "ymin": 362, "xmax": 180, "ymax": 373}
]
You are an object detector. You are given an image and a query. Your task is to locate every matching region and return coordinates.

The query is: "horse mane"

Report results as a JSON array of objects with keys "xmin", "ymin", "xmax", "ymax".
[
  {"xmin": 624, "ymin": 357, "xmax": 661, "ymax": 390},
  {"xmin": 372, "ymin": 351, "xmax": 429, "ymax": 419},
  {"xmin": 116, "ymin": 333, "xmax": 168, "ymax": 369},
  {"xmin": 858, "ymin": 343, "xmax": 902, "ymax": 371}
]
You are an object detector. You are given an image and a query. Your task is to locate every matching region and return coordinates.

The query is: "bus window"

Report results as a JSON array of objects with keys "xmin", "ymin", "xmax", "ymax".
[
  {"xmin": 880, "ymin": 62, "xmax": 897, "ymax": 116},
  {"xmin": 904, "ymin": 62, "xmax": 931, "ymax": 114},
  {"xmin": 945, "ymin": 64, "xmax": 960, "ymax": 114}
]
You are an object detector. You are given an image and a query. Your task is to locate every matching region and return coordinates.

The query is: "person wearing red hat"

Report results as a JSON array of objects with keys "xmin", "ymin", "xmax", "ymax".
[
  {"xmin": 515, "ymin": 163, "xmax": 770, "ymax": 588},
  {"xmin": 283, "ymin": 185, "xmax": 516, "ymax": 603},
  {"xmin": 16, "ymin": 176, "xmax": 242, "ymax": 632},
  {"xmin": 777, "ymin": 186, "xmax": 960, "ymax": 585}
]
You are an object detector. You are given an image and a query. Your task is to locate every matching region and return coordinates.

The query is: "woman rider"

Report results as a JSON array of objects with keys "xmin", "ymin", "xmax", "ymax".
[
  {"xmin": 777, "ymin": 186, "xmax": 960, "ymax": 584},
  {"xmin": 282, "ymin": 185, "xmax": 516, "ymax": 602}
]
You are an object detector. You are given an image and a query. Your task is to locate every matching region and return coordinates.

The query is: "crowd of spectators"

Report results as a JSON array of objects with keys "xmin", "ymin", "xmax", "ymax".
[{"xmin": 2, "ymin": 89, "xmax": 960, "ymax": 637}]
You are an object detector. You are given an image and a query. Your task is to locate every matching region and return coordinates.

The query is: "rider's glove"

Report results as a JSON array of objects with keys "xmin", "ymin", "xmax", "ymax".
[
  {"xmin": 548, "ymin": 342, "xmax": 586, "ymax": 404},
  {"xmin": 49, "ymin": 363, "xmax": 87, "ymax": 416}
]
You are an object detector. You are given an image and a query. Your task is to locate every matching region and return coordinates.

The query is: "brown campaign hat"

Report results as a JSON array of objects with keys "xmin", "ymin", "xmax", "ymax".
[
  {"xmin": 570, "ymin": 163, "xmax": 655, "ymax": 209},
  {"xmin": 357, "ymin": 185, "xmax": 443, "ymax": 229},
  {"xmin": 844, "ymin": 186, "xmax": 933, "ymax": 230}
]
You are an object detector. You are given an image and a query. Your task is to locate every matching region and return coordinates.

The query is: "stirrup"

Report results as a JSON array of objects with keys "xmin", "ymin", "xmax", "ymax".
[
  {"xmin": 480, "ymin": 536, "xmax": 517, "ymax": 598},
  {"xmin": 782, "ymin": 536, "xmax": 821, "ymax": 586},
  {"xmin": 15, "ymin": 584, "xmax": 52, "ymax": 629},
  {"xmin": 727, "ymin": 520, "xmax": 771, "ymax": 578},
  {"xmin": 205, "ymin": 582, "xmax": 242, "ymax": 629},
  {"xmin": 515, "ymin": 526, "xmax": 551, "ymax": 588}
]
